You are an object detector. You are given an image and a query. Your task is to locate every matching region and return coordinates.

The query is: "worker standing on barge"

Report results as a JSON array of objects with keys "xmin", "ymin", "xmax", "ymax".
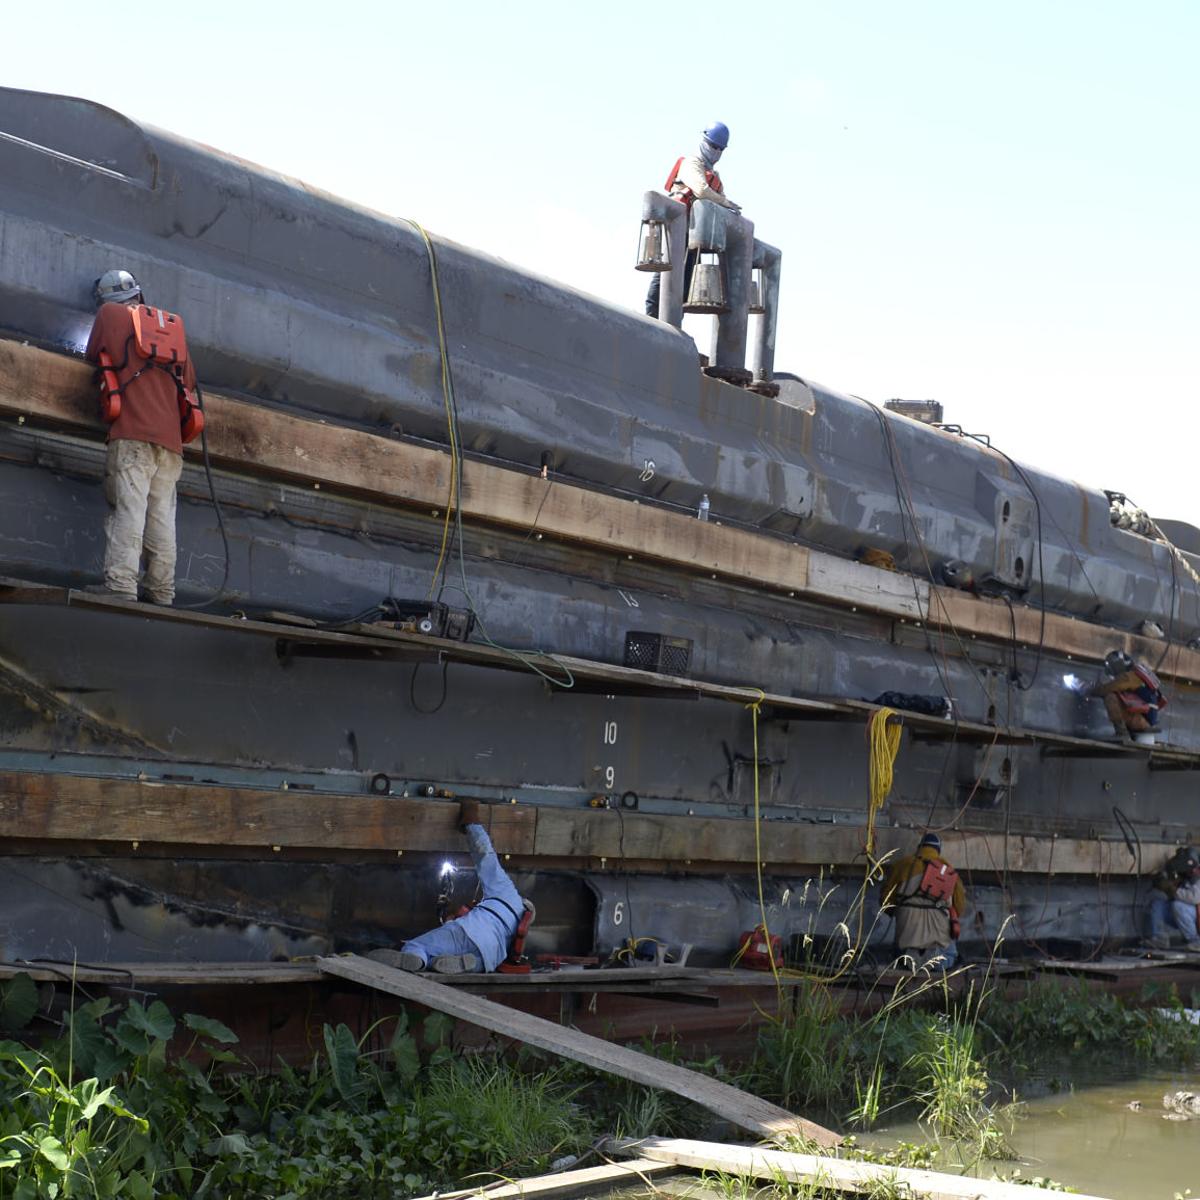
[
  {"xmin": 370, "ymin": 801, "xmax": 526, "ymax": 974},
  {"xmin": 881, "ymin": 832, "xmax": 968, "ymax": 970},
  {"xmin": 84, "ymin": 269, "xmax": 197, "ymax": 606},
  {"xmin": 645, "ymin": 122, "xmax": 741, "ymax": 318}
]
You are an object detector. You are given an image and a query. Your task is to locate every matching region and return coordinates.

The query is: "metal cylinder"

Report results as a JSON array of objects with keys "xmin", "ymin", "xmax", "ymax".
[
  {"xmin": 684, "ymin": 255, "xmax": 728, "ymax": 314},
  {"xmin": 748, "ymin": 267, "xmax": 765, "ymax": 314},
  {"xmin": 635, "ymin": 220, "xmax": 670, "ymax": 272}
]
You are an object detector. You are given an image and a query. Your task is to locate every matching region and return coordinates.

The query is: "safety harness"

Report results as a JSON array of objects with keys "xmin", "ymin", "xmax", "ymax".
[
  {"xmin": 97, "ymin": 304, "xmax": 204, "ymax": 443},
  {"xmin": 664, "ymin": 157, "xmax": 724, "ymax": 210},
  {"xmin": 440, "ymin": 893, "xmax": 536, "ymax": 974}
]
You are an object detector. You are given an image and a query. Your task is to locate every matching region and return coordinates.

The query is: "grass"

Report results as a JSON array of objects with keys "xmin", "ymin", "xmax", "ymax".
[{"xmin": 0, "ymin": 962, "xmax": 1196, "ymax": 1197}]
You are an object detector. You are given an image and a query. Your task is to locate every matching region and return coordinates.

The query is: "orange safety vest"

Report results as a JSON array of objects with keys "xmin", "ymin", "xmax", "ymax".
[
  {"xmin": 97, "ymin": 304, "xmax": 204, "ymax": 443},
  {"xmin": 664, "ymin": 157, "xmax": 724, "ymax": 210},
  {"xmin": 895, "ymin": 857, "xmax": 962, "ymax": 939}
]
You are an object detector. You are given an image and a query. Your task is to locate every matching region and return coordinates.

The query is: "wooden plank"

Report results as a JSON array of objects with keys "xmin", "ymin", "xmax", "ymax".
[
  {"xmin": 317, "ymin": 954, "xmax": 840, "ymax": 1145},
  {"xmin": 604, "ymin": 1136, "xmax": 1113, "ymax": 1200},
  {"xmin": 410, "ymin": 1158, "xmax": 675, "ymax": 1200},
  {"xmin": 0, "ymin": 768, "xmax": 1167, "ymax": 873},
  {"xmin": 8, "ymin": 579, "xmax": 1196, "ymax": 765},
  {"xmin": 5, "ymin": 338, "xmax": 1200, "ymax": 686},
  {"xmin": 0, "ymin": 772, "xmax": 535, "ymax": 855},
  {"xmin": 0, "ymin": 961, "xmax": 323, "ymax": 985},
  {"xmin": 0, "ymin": 341, "xmax": 810, "ymax": 598}
]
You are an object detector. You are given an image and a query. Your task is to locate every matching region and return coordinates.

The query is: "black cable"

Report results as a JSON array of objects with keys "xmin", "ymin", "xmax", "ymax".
[
  {"xmin": 409, "ymin": 660, "xmax": 450, "ymax": 715},
  {"xmin": 177, "ymin": 382, "xmax": 232, "ymax": 610},
  {"xmin": 1112, "ymin": 804, "xmax": 1142, "ymax": 936}
]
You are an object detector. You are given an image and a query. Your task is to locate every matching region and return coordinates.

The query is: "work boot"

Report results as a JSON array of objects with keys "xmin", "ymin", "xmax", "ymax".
[
  {"xmin": 143, "ymin": 592, "xmax": 174, "ymax": 607},
  {"xmin": 1145, "ymin": 935, "xmax": 1171, "ymax": 950},
  {"xmin": 430, "ymin": 953, "xmax": 479, "ymax": 975},
  {"xmin": 83, "ymin": 583, "xmax": 137, "ymax": 602},
  {"xmin": 366, "ymin": 948, "xmax": 424, "ymax": 972}
]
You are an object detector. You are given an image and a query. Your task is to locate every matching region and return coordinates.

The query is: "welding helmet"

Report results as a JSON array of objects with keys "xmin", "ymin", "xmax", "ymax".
[
  {"xmin": 703, "ymin": 121, "xmax": 730, "ymax": 150},
  {"xmin": 94, "ymin": 269, "xmax": 142, "ymax": 306},
  {"xmin": 1104, "ymin": 649, "xmax": 1133, "ymax": 677}
]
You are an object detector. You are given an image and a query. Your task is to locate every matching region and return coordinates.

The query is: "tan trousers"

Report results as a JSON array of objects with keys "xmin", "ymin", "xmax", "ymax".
[{"xmin": 103, "ymin": 439, "xmax": 184, "ymax": 604}]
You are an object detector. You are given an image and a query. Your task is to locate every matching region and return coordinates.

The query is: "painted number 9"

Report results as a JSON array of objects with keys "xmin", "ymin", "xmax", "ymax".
[{"xmin": 605, "ymin": 766, "xmax": 615, "ymax": 789}]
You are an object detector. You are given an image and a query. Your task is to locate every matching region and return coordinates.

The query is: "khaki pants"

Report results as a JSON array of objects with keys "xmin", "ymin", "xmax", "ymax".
[{"xmin": 103, "ymin": 440, "xmax": 184, "ymax": 604}]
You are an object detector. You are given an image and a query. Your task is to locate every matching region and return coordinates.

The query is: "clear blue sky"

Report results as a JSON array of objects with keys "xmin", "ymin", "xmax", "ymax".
[{"xmin": 8, "ymin": 1, "xmax": 1198, "ymax": 520}]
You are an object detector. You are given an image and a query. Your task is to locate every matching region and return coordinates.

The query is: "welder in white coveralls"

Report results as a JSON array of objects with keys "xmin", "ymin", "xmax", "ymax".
[{"xmin": 369, "ymin": 801, "xmax": 525, "ymax": 974}]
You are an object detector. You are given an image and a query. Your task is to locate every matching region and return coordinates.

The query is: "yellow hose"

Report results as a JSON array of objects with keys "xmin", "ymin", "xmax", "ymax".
[{"xmin": 866, "ymin": 707, "xmax": 902, "ymax": 856}]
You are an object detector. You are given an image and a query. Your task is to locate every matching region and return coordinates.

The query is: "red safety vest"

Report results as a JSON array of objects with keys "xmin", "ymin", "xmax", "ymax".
[{"xmin": 664, "ymin": 157, "xmax": 723, "ymax": 210}]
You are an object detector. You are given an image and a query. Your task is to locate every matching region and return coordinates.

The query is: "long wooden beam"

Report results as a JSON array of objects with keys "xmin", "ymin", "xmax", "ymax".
[
  {"xmin": 318, "ymin": 954, "xmax": 841, "ymax": 1144},
  {"xmin": 0, "ymin": 770, "xmax": 1155, "ymax": 875},
  {"xmin": 2, "ymin": 338, "xmax": 1196, "ymax": 684},
  {"xmin": 605, "ymin": 1137, "xmax": 1112, "ymax": 1200}
]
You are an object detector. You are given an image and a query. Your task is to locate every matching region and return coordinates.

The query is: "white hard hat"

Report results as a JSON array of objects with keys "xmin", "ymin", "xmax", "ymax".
[{"xmin": 94, "ymin": 269, "xmax": 142, "ymax": 305}]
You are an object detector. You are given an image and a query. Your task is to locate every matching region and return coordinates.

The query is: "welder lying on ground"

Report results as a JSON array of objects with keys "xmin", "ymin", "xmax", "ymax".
[
  {"xmin": 1088, "ymin": 649, "xmax": 1167, "ymax": 741},
  {"xmin": 1146, "ymin": 845, "xmax": 1200, "ymax": 950},
  {"xmin": 369, "ymin": 801, "xmax": 526, "ymax": 974},
  {"xmin": 881, "ymin": 832, "xmax": 969, "ymax": 971}
]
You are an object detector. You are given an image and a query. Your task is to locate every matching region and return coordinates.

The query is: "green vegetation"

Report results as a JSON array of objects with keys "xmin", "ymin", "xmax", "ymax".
[
  {"xmin": 0, "ymin": 967, "xmax": 1195, "ymax": 1198},
  {"xmin": 0, "ymin": 982, "xmax": 589, "ymax": 1198}
]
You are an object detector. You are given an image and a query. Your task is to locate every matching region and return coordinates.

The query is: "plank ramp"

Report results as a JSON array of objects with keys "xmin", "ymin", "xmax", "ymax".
[
  {"xmin": 410, "ymin": 1159, "xmax": 674, "ymax": 1200},
  {"xmin": 317, "ymin": 954, "xmax": 839, "ymax": 1146},
  {"xmin": 606, "ymin": 1136, "xmax": 1114, "ymax": 1200}
]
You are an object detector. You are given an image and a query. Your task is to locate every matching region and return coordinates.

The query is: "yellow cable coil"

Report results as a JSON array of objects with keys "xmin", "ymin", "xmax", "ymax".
[{"xmin": 866, "ymin": 707, "xmax": 902, "ymax": 856}]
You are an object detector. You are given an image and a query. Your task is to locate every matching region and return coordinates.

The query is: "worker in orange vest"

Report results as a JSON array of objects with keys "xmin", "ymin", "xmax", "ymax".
[
  {"xmin": 645, "ymin": 122, "xmax": 742, "ymax": 318},
  {"xmin": 881, "ymin": 833, "xmax": 969, "ymax": 970},
  {"xmin": 1087, "ymin": 650, "xmax": 1167, "ymax": 741},
  {"xmin": 84, "ymin": 269, "xmax": 198, "ymax": 605}
]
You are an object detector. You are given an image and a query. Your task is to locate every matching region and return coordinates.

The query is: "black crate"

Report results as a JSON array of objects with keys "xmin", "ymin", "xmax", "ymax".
[{"xmin": 623, "ymin": 631, "xmax": 693, "ymax": 676}]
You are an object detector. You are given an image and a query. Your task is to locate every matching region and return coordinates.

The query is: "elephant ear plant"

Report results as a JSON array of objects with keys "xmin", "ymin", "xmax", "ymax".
[{"xmin": 0, "ymin": 975, "xmax": 590, "ymax": 1199}]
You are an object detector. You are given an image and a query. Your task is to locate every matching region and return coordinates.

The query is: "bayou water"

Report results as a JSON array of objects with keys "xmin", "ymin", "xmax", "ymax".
[{"xmin": 879, "ymin": 1069, "xmax": 1200, "ymax": 1199}]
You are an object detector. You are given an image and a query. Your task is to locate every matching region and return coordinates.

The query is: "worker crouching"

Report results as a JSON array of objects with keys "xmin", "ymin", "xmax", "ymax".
[
  {"xmin": 881, "ymin": 832, "xmax": 968, "ymax": 971},
  {"xmin": 84, "ymin": 269, "xmax": 201, "ymax": 606},
  {"xmin": 1145, "ymin": 845, "xmax": 1200, "ymax": 950},
  {"xmin": 371, "ymin": 801, "xmax": 527, "ymax": 974},
  {"xmin": 1088, "ymin": 650, "xmax": 1167, "ymax": 743}
]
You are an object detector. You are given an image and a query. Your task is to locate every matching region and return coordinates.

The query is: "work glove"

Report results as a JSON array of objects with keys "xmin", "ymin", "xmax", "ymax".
[{"xmin": 458, "ymin": 799, "xmax": 485, "ymax": 833}]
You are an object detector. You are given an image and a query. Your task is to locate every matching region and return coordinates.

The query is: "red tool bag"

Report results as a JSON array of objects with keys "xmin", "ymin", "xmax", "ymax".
[{"xmin": 736, "ymin": 924, "xmax": 782, "ymax": 971}]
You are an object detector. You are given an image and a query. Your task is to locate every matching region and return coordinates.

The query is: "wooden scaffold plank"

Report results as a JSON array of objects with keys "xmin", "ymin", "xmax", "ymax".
[{"xmin": 317, "ymin": 954, "xmax": 840, "ymax": 1146}]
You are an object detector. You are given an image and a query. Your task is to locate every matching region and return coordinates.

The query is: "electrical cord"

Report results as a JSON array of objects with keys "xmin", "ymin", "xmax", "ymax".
[
  {"xmin": 176, "ymin": 382, "xmax": 232, "ymax": 610},
  {"xmin": 403, "ymin": 218, "xmax": 574, "ymax": 690}
]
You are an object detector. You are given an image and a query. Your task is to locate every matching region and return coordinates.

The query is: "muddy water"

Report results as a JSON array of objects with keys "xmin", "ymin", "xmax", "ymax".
[{"xmin": 880, "ymin": 1071, "xmax": 1200, "ymax": 1199}]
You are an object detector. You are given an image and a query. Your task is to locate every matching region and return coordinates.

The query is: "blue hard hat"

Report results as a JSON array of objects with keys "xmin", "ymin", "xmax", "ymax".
[
  {"xmin": 919, "ymin": 832, "xmax": 942, "ymax": 852},
  {"xmin": 703, "ymin": 121, "xmax": 730, "ymax": 150}
]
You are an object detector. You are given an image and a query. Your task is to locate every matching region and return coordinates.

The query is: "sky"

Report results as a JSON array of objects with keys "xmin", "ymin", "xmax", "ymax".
[{"xmin": 6, "ymin": 0, "xmax": 1198, "ymax": 520}]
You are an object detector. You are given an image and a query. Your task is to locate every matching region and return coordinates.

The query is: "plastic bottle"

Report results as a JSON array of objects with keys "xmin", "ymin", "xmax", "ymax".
[{"xmin": 698, "ymin": 494, "xmax": 710, "ymax": 521}]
